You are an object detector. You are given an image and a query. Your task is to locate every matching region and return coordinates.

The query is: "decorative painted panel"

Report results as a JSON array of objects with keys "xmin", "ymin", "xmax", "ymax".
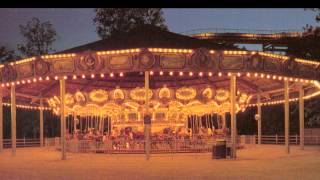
[
  {"xmin": 17, "ymin": 63, "xmax": 34, "ymax": 78},
  {"xmin": 263, "ymin": 58, "xmax": 281, "ymax": 72},
  {"xmin": 106, "ymin": 55, "xmax": 133, "ymax": 70},
  {"xmin": 283, "ymin": 59, "xmax": 298, "ymax": 76},
  {"xmin": 247, "ymin": 55, "xmax": 263, "ymax": 71},
  {"xmin": 52, "ymin": 58, "xmax": 75, "ymax": 73},
  {"xmin": 220, "ymin": 55, "xmax": 244, "ymax": 70},
  {"xmin": 191, "ymin": 48, "xmax": 212, "ymax": 68},
  {"xmin": 139, "ymin": 51, "xmax": 155, "ymax": 69},
  {"xmin": 35, "ymin": 59, "xmax": 50, "ymax": 76},
  {"xmin": 2, "ymin": 65, "xmax": 17, "ymax": 82},
  {"xmin": 76, "ymin": 54, "xmax": 103, "ymax": 72},
  {"xmin": 298, "ymin": 64, "xmax": 316, "ymax": 78},
  {"xmin": 160, "ymin": 54, "xmax": 186, "ymax": 69}
]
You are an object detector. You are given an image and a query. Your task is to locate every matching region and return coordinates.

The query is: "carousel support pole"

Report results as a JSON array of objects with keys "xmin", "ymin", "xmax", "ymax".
[
  {"xmin": 193, "ymin": 116, "xmax": 196, "ymax": 137},
  {"xmin": 11, "ymin": 85, "xmax": 16, "ymax": 156},
  {"xmin": 284, "ymin": 80, "xmax": 290, "ymax": 154},
  {"xmin": 40, "ymin": 97, "xmax": 44, "ymax": 147},
  {"xmin": 0, "ymin": 87, "xmax": 3, "ymax": 152},
  {"xmin": 195, "ymin": 116, "xmax": 198, "ymax": 133},
  {"xmin": 73, "ymin": 114, "xmax": 77, "ymax": 133},
  {"xmin": 217, "ymin": 115, "xmax": 220, "ymax": 129},
  {"xmin": 230, "ymin": 74, "xmax": 237, "ymax": 158},
  {"xmin": 79, "ymin": 117, "xmax": 82, "ymax": 132},
  {"xmin": 98, "ymin": 115, "xmax": 101, "ymax": 132},
  {"xmin": 60, "ymin": 78, "xmax": 67, "ymax": 160},
  {"xmin": 144, "ymin": 71, "xmax": 151, "ymax": 160},
  {"xmin": 110, "ymin": 117, "xmax": 112, "ymax": 136},
  {"xmin": 209, "ymin": 114, "xmax": 213, "ymax": 133},
  {"xmin": 257, "ymin": 91, "xmax": 262, "ymax": 145},
  {"xmin": 222, "ymin": 113, "xmax": 226, "ymax": 129},
  {"xmin": 196, "ymin": 115, "xmax": 199, "ymax": 134},
  {"xmin": 206, "ymin": 114, "xmax": 208, "ymax": 129},
  {"xmin": 102, "ymin": 116, "xmax": 105, "ymax": 133},
  {"xmin": 299, "ymin": 85, "xmax": 304, "ymax": 150}
]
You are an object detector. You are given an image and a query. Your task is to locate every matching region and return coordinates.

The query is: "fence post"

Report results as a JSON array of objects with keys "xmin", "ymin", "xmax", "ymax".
[
  {"xmin": 276, "ymin": 134, "xmax": 278, "ymax": 144},
  {"xmin": 24, "ymin": 137, "xmax": 26, "ymax": 147},
  {"xmin": 296, "ymin": 134, "xmax": 298, "ymax": 145}
]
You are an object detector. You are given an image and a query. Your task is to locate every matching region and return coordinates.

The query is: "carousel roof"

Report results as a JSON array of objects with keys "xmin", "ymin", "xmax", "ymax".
[
  {"xmin": 59, "ymin": 25, "xmax": 237, "ymax": 54},
  {"xmin": 0, "ymin": 26, "xmax": 320, "ymax": 111}
]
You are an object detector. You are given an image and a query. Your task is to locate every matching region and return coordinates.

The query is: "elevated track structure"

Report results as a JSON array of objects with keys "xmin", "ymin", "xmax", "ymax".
[{"xmin": 183, "ymin": 28, "xmax": 306, "ymax": 53}]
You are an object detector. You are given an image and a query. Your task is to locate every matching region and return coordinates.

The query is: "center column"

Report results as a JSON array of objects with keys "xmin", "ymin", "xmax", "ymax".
[{"xmin": 144, "ymin": 71, "xmax": 151, "ymax": 160}]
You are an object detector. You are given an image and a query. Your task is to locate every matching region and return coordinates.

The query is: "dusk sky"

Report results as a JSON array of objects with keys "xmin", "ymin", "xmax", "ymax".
[{"xmin": 0, "ymin": 8, "xmax": 318, "ymax": 52}]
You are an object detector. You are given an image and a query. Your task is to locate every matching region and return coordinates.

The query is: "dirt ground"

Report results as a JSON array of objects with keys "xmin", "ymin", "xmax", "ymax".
[{"xmin": 0, "ymin": 144, "xmax": 319, "ymax": 180}]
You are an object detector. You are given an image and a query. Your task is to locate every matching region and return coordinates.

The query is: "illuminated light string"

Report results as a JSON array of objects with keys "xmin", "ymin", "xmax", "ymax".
[
  {"xmin": 11, "ymin": 57, "xmax": 36, "ymax": 65},
  {"xmin": 223, "ymin": 50, "xmax": 247, "ymax": 55},
  {"xmin": 1, "ymin": 48, "xmax": 320, "ymax": 69},
  {"xmin": 295, "ymin": 58, "xmax": 320, "ymax": 65},
  {"xmin": 41, "ymin": 53, "xmax": 76, "ymax": 59},
  {"xmin": 248, "ymin": 90, "xmax": 320, "ymax": 107},
  {"xmin": 96, "ymin": 48, "xmax": 140, "ymax": 55},
  {"xmin": 2, "ymin": 102, "xmax": 51, "ymax": 111},
  {"xmin": 258, "ymin": 52, "xmax": 289, "ymax": 60},
  {"xmin": 0, "ymin": 72, "xmax": 318, "ymax": 91},
  {"xmin": 248, "ymin": 91, "xmax": 320, "ymax": 107},
  {"xmin": 147, "ymin": 48, "xmax": 193, "ymax": 53}
]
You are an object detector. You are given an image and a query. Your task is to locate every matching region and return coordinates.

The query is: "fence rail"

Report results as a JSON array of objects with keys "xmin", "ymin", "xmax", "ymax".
[
  {"xmin": 43, "ymin": 135, "xmax": 320, "ymax": 154},
  {"xmin": 2, "ymin": 135, "xmax": 319, "ymax": 151},
  {"xmin": 238, "ymin": 135, "xmax": 320, "ymax": 145},
  {"xmin": 3, "ymin": 138, "xmax": 40, "ymax": 148},
  {"xmin": 53, "ymin": 138, "xmax": 220, "ymax": 154}
]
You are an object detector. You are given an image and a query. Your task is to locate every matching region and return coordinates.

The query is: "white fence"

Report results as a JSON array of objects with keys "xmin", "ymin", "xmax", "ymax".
[
  {"xmin": 2, "ymin": 135, "xmax": 319, "ymax": 151},
  {"xmin": 43, "ymin": 135, "xmax": 320, "ymax": 154},
  {"xmin": 238, "ymin": 135, "xmax": 320, "ymax": 145},
  {"xmin": 3, "ymin": 138, "xmax": 40, "ymax": 148},
  {"xmin": 44, "ymin": 138, "xmax": 218, "ymax": 154}
]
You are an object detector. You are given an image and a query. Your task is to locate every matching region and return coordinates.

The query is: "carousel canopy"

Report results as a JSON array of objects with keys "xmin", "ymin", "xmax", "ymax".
[
  {"xmin": 59, "ymin": 25, "xmax": 237, "ymax": 53},
  {"xmin": 0, "ymin": 26, "xmax": 320, "ymax": 112}
]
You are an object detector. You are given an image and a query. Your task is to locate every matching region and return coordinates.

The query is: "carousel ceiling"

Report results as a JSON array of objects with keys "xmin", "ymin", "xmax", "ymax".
[
  {"xmin": 47, "ymin": 86, "xmax": 250, "ymax": 117},
  {"xmin": 0, "ymin": 47, "xmax": 319, "ymax": 110}
]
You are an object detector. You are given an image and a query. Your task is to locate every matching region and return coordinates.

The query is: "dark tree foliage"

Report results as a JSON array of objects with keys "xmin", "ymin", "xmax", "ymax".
[
  {"xmin": 236, "ymin": 9, "xmax": 320, "ymax": 135},
  {"xmin": 308, "ymin": 8, "xmax": 320, "ymax": 22},
  {"xmin": 287, "ymin": 9, "xmax": 320, "ymax": 59},
  {"xmin": 287, "ymin": 29, "xmax": 320, "ymax": 60},
  {"xmin": 93, "ymin": 8, "xmax": 168, "ymax": 39},
  {"xmin": 3, "ymin": 106, "xmax": 60, "ymax": 139},
  {"xmin": 0, "ymin": 46, "xmax": 19, "ymax": 63},
  {"xmin": 286, "ymin": 9, "xmax": 320, "ymax": 129},
  {"xmin": 290, "ymin": 97, "xmax": 320, "ymax": 128},
  {"xmin": 18, "ymin": 17, "xmax": 57, "ymax": 57}
]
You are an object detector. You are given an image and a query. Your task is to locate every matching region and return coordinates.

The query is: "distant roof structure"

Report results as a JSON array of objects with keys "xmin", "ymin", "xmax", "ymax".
[{"xmin": 59, "ymin": 25, "xmax": 238, "ymax": 54}]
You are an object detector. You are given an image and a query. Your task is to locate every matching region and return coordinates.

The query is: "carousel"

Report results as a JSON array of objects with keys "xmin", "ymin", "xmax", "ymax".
[
  {"xmin": 0, "ymin": 26, "xmax": 319, "ymax": 159},
  {"xmin": 47, "ymin": 83, "xmax": 249, "ymax": 133}
]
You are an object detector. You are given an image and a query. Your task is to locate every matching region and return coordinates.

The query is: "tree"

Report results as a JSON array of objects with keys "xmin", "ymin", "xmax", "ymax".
[
  {"xmin": 18, "ymin": 17, "xmax": 57, "ymax": 57},
  {"xmin": 0, "ymin": 46, "xmax": 18, "ymax": 63},
  {"xmin": 308, "ymin": 8, "xmax": 320, "ymax": 23},
  {"xmin": 286, "ymin": 9, "xmax": 320, "ymax": 129},
  {"xmin": 93, "ymin": 8, "xmax": 167, "ymax": 39},
  {"xmin": 286, "ymin": 9, "xmax": 320, "ymax": 59}
]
